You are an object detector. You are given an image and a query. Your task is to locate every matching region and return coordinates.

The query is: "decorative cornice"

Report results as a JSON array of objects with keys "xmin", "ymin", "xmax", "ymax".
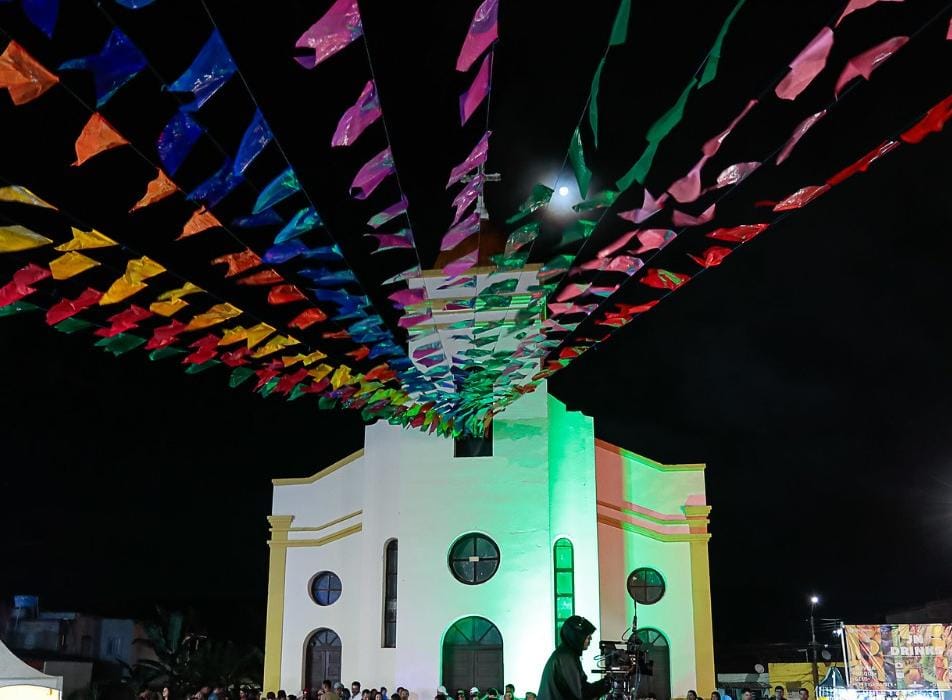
[
  {"xmin": 595, "ymin": 438, "xmax": 706, "ymax": 472},
  {"xmin": 272, "ymin": 449, "xmax": 364, "ymax": 485},
  {"xmin": 288, "ymin": 510, "xmax": 362, "ymax": 533},
  {"xmin": 598, "ymin": 499, "xmax": 704, "ymax": 526},
  {"xmin": 597, "ymin": 514, "xmax": 711, "ymax": 543},
  {"xmin": 269, "ymin": 523, "xmax": 362, "ymax": 549}
]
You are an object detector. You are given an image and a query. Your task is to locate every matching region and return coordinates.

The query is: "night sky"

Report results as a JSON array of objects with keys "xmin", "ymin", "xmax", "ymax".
[{"xmin": 1, "ymin": 0, "xmax": 951, "ymax": 664}]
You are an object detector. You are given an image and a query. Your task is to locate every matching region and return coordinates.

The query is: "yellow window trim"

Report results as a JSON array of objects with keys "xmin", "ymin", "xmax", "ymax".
[{"xmin": 272, "ymin": 449, "xmax": 364, "ymax": 485}]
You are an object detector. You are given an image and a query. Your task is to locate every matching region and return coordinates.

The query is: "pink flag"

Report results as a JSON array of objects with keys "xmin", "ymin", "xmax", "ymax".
[
  {"xmin": 947, "ymin": 16, "xmax": 951, "ymax": 40},
  {"xmin": 457, "ymin": 0, "xmax": 499, "ymax": 72},
  {"xmin": 440, "ymin": 211, "xmax": 481, "ymax": 251},
  {"xmin": 834, "ymin": 36, "xmax": 908, "ymax": 97},
  {"xmin": 775, "ymin": 27, "xmax": 834, "ymax": 101},
  {"xmin": 836, "ymin": 0, "xmax": 904, "ymax": 27},
  {"xmin": 452, "ymin": 173, "xmax": 484, "ymax": 224},
  {"xmin": 631, "ymin": 229, "xmax": 677, "ymax": 254},
  {"xmin": 714, "ymin": 161, "xmax": 761, "ymax": 188},
  {"xmin": 668, "ymin": 158, "xmax": 705, "ymax": 204},
  {"xmin": 294, "ymin": 0, "xmax": 363, "ymax": 69},
  {"xmin": 702, "ymin": 99, "xmax": 758, "ymax": 157},
  {"xmin": 447, "ymin": 131, "xmax": 491, "ymax": 187},
  {"xmin": 672, "ymin": 203, "xmax": 716, "ymax": 227},
  {"xmin": 618, "ymin": 190, "xmax": 668, "ymax": 225},
  {"xmin": 555, "ymin": 283, "xmax": 592, "ymax": 303},
  {"xmin": 776, "ymin": 110, "xmax": 827, "ymax": 165},
  {"xmin": 368, "ymin": 197, "xmax": 408, "ymax": 228},
  {"xmin": 332, "ymin": 80, "xmax": 381, "ymax": 147},
  {"xmin": 365, "ymin": 230, "xmax": 415, "ymax": 254},
  {"xmin": 442, "ymin": 249, "xmax": 479, "ymax": 277},
  {"xmin": 460, "ymin": 52, "xmax": 492, "ymax": 124},
  {"xmin": 350, "ymin": 147, "xmax": 394, "ymax": 200},
  {"xmin": 598, "ymin": 229, "xmax": 639, "ymax": 258}
]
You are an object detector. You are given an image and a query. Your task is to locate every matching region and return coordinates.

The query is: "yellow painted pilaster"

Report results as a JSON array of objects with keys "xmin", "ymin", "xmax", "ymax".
[
  {"xmin": 264, "ymin": 515, "xmax": 294, "ymax": 694},
  {"xmin": 689, "ymin": 539, "xmax": 715, "ymax": 694}
]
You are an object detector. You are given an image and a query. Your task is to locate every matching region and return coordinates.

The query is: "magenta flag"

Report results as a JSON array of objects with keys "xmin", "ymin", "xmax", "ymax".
[
  {"xmin": 460, "ymin": 52, "xmax": 492, "ymax": 124},
  {"xmin": 775, "ymin": 27, "xmax": 834, "ymax": 101},
  {"xmin": 776, "ymin": 110, "xmax": 827, "ymax": 165},
  {"xmin": 447, "ymin": 131, "xmax": 491, "ymax": 188},
  {"xmin": 332, "ymin": 80, "xmax": 381, "ymax": 147},
  {"xmin": 440, "ymin": 211, "xmax": 480, "ymax": 251},
  {"xmin": 350, "ymin": 147, "xmax": 394, "ymax": 200},
  {"xmin": 452, "ymin": 173, "xmax": 484, "ymax": 224},
  {"xmin": 834, "ymin": 36, "xmax": 908, "ymax": 97},
  {"xmin": 368, "ymin": 197, "xmax": 408, "ymax": 228},
  {"xmin": 295, "ymin": 0, "xmax": 363, "ymax": 69},
  {"xmin": 366, "ymin": 229, "xmax": 415, "ymax": 254},
  {"xmin": 388, "ymin": 287, "xmax": 426, "ymax": 309},
  {"xmin": 457, "ymin": 0, "xmax": 499, "ymax": 72},
  {"xmin": 442, "ymin": 249, "xmax": 479, "ymax": 277}
]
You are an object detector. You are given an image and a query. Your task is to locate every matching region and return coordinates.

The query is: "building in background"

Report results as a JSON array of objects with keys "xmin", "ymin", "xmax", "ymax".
[{"xmin": 264, "ymin": 386, "xmax": 715, "ymax": 699}]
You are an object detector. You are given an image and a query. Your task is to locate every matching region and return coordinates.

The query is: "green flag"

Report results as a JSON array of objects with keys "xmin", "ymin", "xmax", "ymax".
[
  {"xmin": 609, "ymin": 0, "xmax": 631, "ymax": 46},
  {"xmin": 589, "ymin": 57, "xmax": 606, "ymax": 148},
  {"xmin": 569, "ymin": 127, "xmax": 592, "ymax": 199},
  {"xmin": 698, "ymin": 0, "xmax": 747, "ymax": 88}
]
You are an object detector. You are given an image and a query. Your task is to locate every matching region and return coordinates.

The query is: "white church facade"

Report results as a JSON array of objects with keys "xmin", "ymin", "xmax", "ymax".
[{"xmin": 262, "ymin": 386, "xmax": 715, "ymax": 699}]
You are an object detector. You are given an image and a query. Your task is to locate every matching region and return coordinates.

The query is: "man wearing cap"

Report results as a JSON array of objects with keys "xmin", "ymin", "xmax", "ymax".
[
  {"xmin": 537, "ymin": 616, "xmax": 609, "ymax": 700},
  {"xmin": 470, "ymin": 687, "xmax": 481, "ymax": 700}
]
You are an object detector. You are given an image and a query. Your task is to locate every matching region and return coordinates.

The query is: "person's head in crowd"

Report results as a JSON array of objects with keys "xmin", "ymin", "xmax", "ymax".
[
  {"xmin": 775, "ymin": 687, "xmax": 786, "ymax": 700},
  {"xmin": 798, "ymin": 690, "xmax": 809, "ymax": 700},
  {"xmin": 687, "ymin": 691, "xmax": 698, "ymax": 700},
  {"xmin": 711, "ymin": 692, "xmax": 721, "ymax": 700},
  {"xmin": 742, "ymin": 689, "xmax": 753, "ymax": 700},
  {"xmin": 352, "ymin": 684, "xmax": 362, "ymax": 698},
  {"xmin": 526, "ymin": 693, "xmax": 537, "ymax": 700}
]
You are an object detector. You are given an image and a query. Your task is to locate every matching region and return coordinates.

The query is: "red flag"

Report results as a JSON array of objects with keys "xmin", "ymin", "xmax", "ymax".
[
  {"xmin": 773, "ymin": 185, "xmax": 830, "ymax": 211},
  {"xmin": 641, "ymin": 268, "xmax": 689, "ymax": 290},
  {"xmin": 827, "ymin": 141, "xmax": 899, "ymax": 186},
  {"xmin": 95, "ymin": 305, "xmax": 153, "ymax": 337},
  {"xmin": 146, "ymin": 320, "xmax": 188, "ymax": 350},
  {"xmin": 689, "ymin": 246, "xmax": 732, "ymax": 268},
  {"xmin": 901, "ymin": 94, "xmax": 952, "ymax": 144},
  {"xmin": 184, "ymin": 334, "xmax": 219, "ymax": 365},
  {"xmin": 289, "ymin": 308, "xmax": 327, "ymax": 329},
  {"xmin": 268, "ymin": 284, "xmax": 307, "ymax": 305},
  {"xmin": 237, "ymin": 269, "xmax": 284, "ymax": 286},
  {"xmin": 212, "ymin": 249, "xmax": 262, "ymax": 277},
  {"xmin": 707, "ymin": 223, "xmax": 769, "ymax": 242},
  {"xmin": 0, "ymin": 263, "xmax": 50, "ymax": 307},
  {"xmin": 45, "ymin": 287, "xmax": 101, "ymax": 325}
]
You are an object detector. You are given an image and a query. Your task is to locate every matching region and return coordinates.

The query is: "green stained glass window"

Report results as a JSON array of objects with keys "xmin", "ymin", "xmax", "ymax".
[{"xmin": 553, "ymin": 538, "xmax": 575, "ymax": 645}]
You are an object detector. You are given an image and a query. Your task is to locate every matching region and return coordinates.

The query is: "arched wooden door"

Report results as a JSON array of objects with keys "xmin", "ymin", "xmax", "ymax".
[
  {"xmin": 305, "ymin": 628, "xmax": 341, "ymax": 690},
  {"xmin": 636, "ymin": 628, "xmax": 670, "ymax": 700},
  {"xmin": 442, "ymin": 617, "xmax": 503, "ymax": 693}
]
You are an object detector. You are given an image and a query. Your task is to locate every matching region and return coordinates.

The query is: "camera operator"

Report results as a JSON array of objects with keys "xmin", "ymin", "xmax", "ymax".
[{"xmin": 537, "ymin": 616, "xmax": 610, "ymax": 700}]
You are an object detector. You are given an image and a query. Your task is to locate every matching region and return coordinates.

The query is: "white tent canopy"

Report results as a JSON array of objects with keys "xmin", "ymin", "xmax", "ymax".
[{"xmin": 0, "ymin": 639, "xmax": 62, "ymax": 699}]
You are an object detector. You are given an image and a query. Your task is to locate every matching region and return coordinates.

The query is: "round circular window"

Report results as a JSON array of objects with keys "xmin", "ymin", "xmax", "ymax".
[
  {"xmin": 309, "ymin": 571, "xmax": 342, "ymax": 606},
  {"xmin": 448, "ymin": 533, "xmax": 500, "ymax": 585},
  {"xmin": 627, "ymin": 567, "xmax": 665, "ymax": 604}
]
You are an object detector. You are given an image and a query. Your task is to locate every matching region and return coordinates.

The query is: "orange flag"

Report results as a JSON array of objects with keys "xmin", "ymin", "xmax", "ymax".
[
  {"xmin": 0, "ymin": 41, "xmax": 59, "ymax": 105},
  {"xmin": 73, "ymin": 113, "xmax": 129, "ymax": 166},
  {"xmin": 179, "ymin": 207, "xmax": 222, "ymax": 239},
  {"xmin": 130, "ymin": 169, "xmax": 177, "ymax": 212}
]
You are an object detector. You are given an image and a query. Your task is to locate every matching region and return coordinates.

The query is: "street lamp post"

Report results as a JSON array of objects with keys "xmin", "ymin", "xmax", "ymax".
[{"xmin": 809, "ymin": 596, "xmax": 820, "ymax": 691}]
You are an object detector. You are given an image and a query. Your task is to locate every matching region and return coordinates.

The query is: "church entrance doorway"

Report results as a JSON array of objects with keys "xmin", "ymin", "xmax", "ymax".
[
  {"xmin": 305, "ymin": 628, "xmax": 341, "ymax": 690},
  {"xmin": 442, "ymin": 617, "xmax": 503, "ymax": 693}
]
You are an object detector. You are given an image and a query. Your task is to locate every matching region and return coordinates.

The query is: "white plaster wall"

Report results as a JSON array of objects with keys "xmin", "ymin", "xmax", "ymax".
[{"xmin": 597, "ymin": 526, "xmax": 698, "ymax": 697}]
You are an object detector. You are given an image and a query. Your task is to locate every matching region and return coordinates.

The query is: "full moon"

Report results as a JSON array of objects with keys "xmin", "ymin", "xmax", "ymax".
[{"xmin": 558, "ymin": 185, "xmax": 569, "ymax": 197}]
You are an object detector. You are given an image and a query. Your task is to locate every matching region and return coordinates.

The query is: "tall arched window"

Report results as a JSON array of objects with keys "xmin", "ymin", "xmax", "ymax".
[
  {"xmin": 305, "ymin": 628, "xmax": 341, "ymax": 690},
  {"xmin": 553, "ymin": 538, "xmax": 575, "ymax": 645},
  {"xmin": 635, "ymin": 628, "xmax": 670, "ymax": 700},
  {"xmin": 383, "ymin": 539, "xmax": 398, "ymax": 648}
]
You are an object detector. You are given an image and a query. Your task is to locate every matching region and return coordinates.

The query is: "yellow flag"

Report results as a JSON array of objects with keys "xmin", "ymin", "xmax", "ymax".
[
  {"xmin": 281, "ymin": 349, "xmax": 328, "ymax": 368},
  {"xmin": 185, "ymin": 303, "xmax": 242, "ymax": 331},
  {"xmin": 0, "ymin": 185, "xmax": 56, "ymax": 209},
  {"xmin": 0, "ymin": 225, "xmax": 53, "ymax": 252},
  {"xmin": 55, "ymin": 226, "xmax": 117, "ymax": 251},
  {"xmin": 49, "ymin": 251, "xmax": 99, "ymax": 280},
  {"xmin": 219, "ymin": 322, "xmax": 275, "ymax": 348},
  {"xmin": 100, "ymin": 256, "xmax": 166, "ymax": 305},
  {"xmin": 150, "ymin": 298, "xmax": 189, "ymax": 317},
  {"xmin": 330, "ymin": 364, "xmax": 353, "ymax": 389},
  {"xmin": 156, "ymin": 281, "xmax": 203, "ymax": 302},
  {"xmin": 251, "ymin": 334, "xmax": 300, "ymax": 358},
  {"xmin": 308, "ymin": 364, "xmax": 334, "ymax": 383}
]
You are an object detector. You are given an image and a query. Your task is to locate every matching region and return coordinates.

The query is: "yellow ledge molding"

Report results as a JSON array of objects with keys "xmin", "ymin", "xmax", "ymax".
[
  {"xmin": 597, "ymin": 514, "xmax": 711, "ymax": 543},
  {"xmin": 595, "ymin": 438, "xmax": 706, "ymax": 472},
  {"xmin": 597, "ymin": 499, "xmax": 709, "ymax": 527},
  {"xmin": 272, "ymin": 449, "xmax": 364, "ymax": 485},
  {"xmin": 269, "ymin": 523, "xmax": 362, "ymax": 549},
  {"xmin": 282, "ymin": 510, "xmax": 362, "ymax": 533}
]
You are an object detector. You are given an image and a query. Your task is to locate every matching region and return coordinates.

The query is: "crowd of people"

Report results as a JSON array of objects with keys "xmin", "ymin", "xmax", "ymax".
[
  {"xmin": 692, "ymin": 685, "xmax": 813, "ymax": 700},
  {"xmin": 139, "ymin": 680, "xmax": 538, "ymax": 700}
]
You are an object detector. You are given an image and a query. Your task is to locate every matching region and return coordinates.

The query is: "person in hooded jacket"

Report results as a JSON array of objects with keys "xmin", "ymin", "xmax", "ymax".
[{"xmin": 537, "ymin": 616, "xmax": 609, "ymax": 700}]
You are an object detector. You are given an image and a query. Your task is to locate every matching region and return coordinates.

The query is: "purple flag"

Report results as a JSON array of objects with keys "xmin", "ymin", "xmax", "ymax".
[
  {"xmin": 294, "ymin": 0, "xmax": 363, "ymax": 69},
  {"xmin": 452, "ymin": 174, "xmax": 483, "ymax": 224},
  {"xmin": 447, "ymin": 131, "xmax": 491, "ymax": 188},
  {"xmin": 368, "ymin": 197, "xmax": 408, "ymax": 228},
  {"xmin": 457, "ymin": 0, "xmax": 499, "ymax": 72},
  {"xmin": 388, "ymin": 288, "xmax": 426, "ymax": 308},
  {"xmin": 460, "ymin": 52, "xmax": 492, "ymax": 124},
  {"xmin": 332, "ymin": 80, "xmax": 381, "ymax": 147},
  {"xmin": 440, "ymin": 211, "xmax": 481, "ymax": 251},
  {"xmin": 365, "ymin": 229, "xmax": 415, "ymax": 254},
  {"xmin": 350, "ymin": 148, "xmax": 395, "ymax": 200},
  {"xmin": 442, "ymin": 249, "xmax": 479, "ymax": 277}
]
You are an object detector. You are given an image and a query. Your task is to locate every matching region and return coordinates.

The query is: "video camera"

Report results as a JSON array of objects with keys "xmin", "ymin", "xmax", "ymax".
[{"xmin": 592, "ymin": 614, "xmax": 653, "ymax": 700}]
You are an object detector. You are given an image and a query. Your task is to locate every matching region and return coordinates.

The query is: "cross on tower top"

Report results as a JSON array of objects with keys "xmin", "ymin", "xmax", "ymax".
[{"xmin": 461, "ymin": 164, "xmax": 501, "ymax": 220}]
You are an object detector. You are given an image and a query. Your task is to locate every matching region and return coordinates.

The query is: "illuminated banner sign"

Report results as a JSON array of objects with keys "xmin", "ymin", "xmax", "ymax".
[{"xmin": 845, "ymin": 624, "xmax": 952, "ymax": 690}]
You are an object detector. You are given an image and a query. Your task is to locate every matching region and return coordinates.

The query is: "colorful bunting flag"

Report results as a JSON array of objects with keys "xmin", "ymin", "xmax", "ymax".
[
  {"xmin": 457, "ymin": 0, "xmax": 499, "ymax": 72},
  {"xmin": 332, "ymin": 80, "xmax": 381, "ymax": 147},
  {"xmin": 59, "ymin": 28, "xmax": 147, "ymax": 107},
  {"xmin": 0, "ymin": 41, "xmax": 59, "ymax": 105},
  {"xmin": 73, "ymin": 113, "xmax": 129, "ymax": 166},
  {"xmin": 294, "ymin": 0, "xmax": 363, "ymax": 69}
]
